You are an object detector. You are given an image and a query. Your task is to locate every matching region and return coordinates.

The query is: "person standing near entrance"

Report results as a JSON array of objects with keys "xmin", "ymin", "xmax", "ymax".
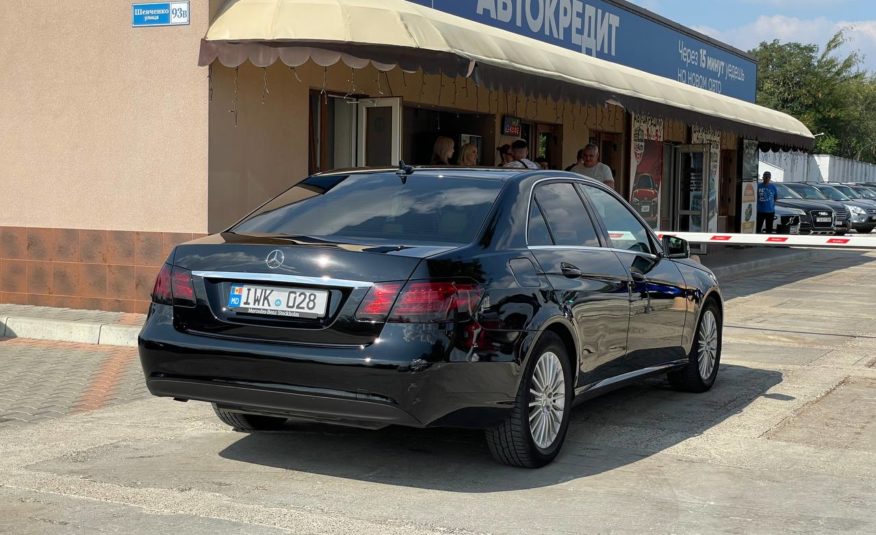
[
  {"xmin": 569, "ymin": 143, "xmax": 614, "ymax": 186},
  {"xmin": 459, "ymin": 143, "xmax": 478, "ymax": 166},
  {"xmin": 502, "ymin": 139, "xmax": 540, "ymax": 169},
  {"xmin": 757, "ymin": 171, "xmax": 778, "ymax": 233},
  {"xmin": 431, "ymin": 136, "xmax": 455, "ymax": 165},
  {"xmin": 496, "ymin": 144, "xmax": 513, "ymax": 166}
]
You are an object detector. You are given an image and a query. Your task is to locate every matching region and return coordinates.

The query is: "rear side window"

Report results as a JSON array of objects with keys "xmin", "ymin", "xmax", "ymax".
[
  {"xmin": 532, "ymin": 183, "xmax": 600, "ymax": 247},
  {"xmin": 527, "ymin": 202, "xmax": 553, "ymax": 246},
  {"xmin": 232, "ymin": 173, "xmax": 503, "ymax": 244}
]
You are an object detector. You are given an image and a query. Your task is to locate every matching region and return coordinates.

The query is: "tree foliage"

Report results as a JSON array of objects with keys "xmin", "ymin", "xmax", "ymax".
[{"xmin": 751, "ymin": 31, "xmax": 876, "ymax": 162}]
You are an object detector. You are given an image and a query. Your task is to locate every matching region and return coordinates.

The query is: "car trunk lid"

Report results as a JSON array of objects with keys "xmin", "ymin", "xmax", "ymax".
[{"xmin": 170, "ymin": 233, "xmax": 456, "ymax": 345}]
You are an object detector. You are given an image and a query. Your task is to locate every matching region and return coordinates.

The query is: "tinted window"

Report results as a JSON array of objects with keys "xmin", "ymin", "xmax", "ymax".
[
  {"xmin": 817, "ymin": 186, "xmax": 848, "ymax": 201},
  {"xmin": 788, "ymin": 184, "xmax": 827, "ymax": 200},
  {"xmin": 233, "ymin": 173, "xmax": 503, "ymax": 244},
  {"xmin": 835, "ymin": 186, "xmax": 860, "ymax": 199},
  {"xmin": 533, "ymin": 183, "xmax": 600, "ymax": 246},
  {"xmin": 773, "ymin": 183, "xmax": 801, "ymax": 199},
  {"xmin": 581, "ymin": 185, "xmax": 652, "ymax": 253},
  {"xmin": 527, "ymin": 201, "xmax": 553, "ymax": 246},
  {"xmin": 855, "ymin": 187, "xmax": 876, "ymax": 200}
]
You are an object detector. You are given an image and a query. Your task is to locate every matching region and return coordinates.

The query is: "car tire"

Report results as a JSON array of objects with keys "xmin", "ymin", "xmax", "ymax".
[
  {"xmin": 858, "ymin": 227, "xmax": 873, "ymax": 234},
  {"xmin": 486, "ymin": 332, "xmax": 573, "ymax": 468},
  {"xmin": 212, "ymin": 404, "xmax": 287, "ymax": 432},
  {"xmin": 668, "ymin": 300, "xmax": 722, "ymax": 393}
]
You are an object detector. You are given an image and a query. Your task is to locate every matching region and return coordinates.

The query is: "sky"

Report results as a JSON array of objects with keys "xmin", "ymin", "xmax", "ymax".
[{"xmin": 628, "ymin": 0, "xmax": 876, "ymax": 72}]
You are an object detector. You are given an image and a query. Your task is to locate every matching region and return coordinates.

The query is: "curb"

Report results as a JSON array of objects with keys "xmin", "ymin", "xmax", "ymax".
[{"xmin": 0, "ymin": 316, "xmax": 140, "ymax": 347}]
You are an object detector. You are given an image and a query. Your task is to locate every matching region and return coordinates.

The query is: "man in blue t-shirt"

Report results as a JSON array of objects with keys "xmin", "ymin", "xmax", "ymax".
[{"xmin": 757, "ymin": 171, "xmax": 778, "ymax": 233}]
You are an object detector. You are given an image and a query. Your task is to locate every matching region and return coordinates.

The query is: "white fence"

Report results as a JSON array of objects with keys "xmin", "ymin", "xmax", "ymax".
[{"xmin": 758, "ymin": 151, "xmax": 876, "ymax": 183}]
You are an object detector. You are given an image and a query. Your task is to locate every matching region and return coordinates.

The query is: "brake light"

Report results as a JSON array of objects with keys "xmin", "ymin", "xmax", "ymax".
[
  {"xmin": 356, "ymin": 281, "xmax": 483, "ymax": 323},
  {"xmin": 150, "ymin": 264, "xmax": 196, "ymax": 307},
  {"xmin": 388, "ymin": 281, "xmax": 483, "ymax": 323},
  {"xmin": 171, "ymin": 267, "xmax": 196, "ymax": 307},
  {"xmin": 151, "ymin": 264, "xmax": 173, "ymax": 305},
  {"xmin": 355, "ymin": 282, "xmax": 403, "ymax": 322}
]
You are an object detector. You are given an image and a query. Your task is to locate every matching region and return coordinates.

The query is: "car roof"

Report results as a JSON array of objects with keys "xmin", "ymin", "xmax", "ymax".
[
  {"xmin": 314, "ymin": 166, "xmax": 523, "ymax": 181},
  {"xmin": 310, "ymin": 167, "xmax": 608, "ymax": 187}
]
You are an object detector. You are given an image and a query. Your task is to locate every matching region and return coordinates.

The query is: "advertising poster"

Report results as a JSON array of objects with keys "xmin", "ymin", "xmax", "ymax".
[
  {"xmin": 629, "ymin": 114, "xmax": 664, "ymax": 229},
  {"xmin": 691, "ymin": 125, "xmax": 721, "ymax": 233},
  {"xmin": 740, "ymin": 139, "xmax": 759, "ymax": 233}
]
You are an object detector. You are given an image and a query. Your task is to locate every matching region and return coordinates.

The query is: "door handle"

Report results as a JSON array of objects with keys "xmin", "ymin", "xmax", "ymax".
[{"xmin": 560, "ymin": 262, "xmax": 582, "ymax": 278}]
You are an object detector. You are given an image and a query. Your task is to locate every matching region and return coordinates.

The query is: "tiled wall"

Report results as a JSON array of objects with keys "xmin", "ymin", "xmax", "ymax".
[{"xmin": 0, "ymin": 227, "xmax": 199, "ymax": 314}]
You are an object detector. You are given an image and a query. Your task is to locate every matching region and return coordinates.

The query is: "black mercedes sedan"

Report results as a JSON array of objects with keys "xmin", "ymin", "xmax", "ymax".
[{"xmin": 139, "ymin": 168, "xmax": 723, "ymax": 468}]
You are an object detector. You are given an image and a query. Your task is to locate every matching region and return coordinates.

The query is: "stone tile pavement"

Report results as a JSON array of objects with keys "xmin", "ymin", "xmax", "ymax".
[{"xmin": 0, "ymin": 338, "xmax": 148, "ymax": 428}]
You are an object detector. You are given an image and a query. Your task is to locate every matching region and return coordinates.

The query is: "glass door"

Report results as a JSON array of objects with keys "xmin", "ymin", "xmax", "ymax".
[
  {"xmin": 673, "ymin": 144, "xmax": 710, "ymax": 233},
  {"xmin": 357, "ymin": 97, "xmax": 402, "ymax": 167}
]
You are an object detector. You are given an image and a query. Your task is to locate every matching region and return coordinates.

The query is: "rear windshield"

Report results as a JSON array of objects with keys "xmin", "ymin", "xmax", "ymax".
[{"xmin": 231, "ymin": 173, "xmax": 504, "ymax": 244}]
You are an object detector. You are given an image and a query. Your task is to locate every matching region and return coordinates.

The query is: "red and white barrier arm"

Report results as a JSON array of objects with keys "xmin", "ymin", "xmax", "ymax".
[{"xmin": 654, "ymin": 232, "xmax": 876, "ymax": 248}]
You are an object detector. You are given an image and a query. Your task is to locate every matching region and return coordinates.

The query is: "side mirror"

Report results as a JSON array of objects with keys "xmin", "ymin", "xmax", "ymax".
[{"xmin": 662, "ymin": 235, "xmax": 690, "ymax": 259}]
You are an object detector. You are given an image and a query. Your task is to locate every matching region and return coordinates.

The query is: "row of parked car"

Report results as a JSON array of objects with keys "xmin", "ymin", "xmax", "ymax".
[{"xmin": 770, "ymin": 182, "xmax": 876, "ymax": 235}]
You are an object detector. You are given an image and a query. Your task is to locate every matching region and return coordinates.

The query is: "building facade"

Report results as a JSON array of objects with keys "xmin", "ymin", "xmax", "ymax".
[{"xmin": 0, "ymin": 0, "xmax": 812, "ymax": 312}]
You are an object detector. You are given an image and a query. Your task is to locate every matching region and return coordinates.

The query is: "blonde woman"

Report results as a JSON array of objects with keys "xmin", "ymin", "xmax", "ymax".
[
  {"xmin": 430, "ymin": 136, "xmax": 455, "ymax": 165},
  {"xmin": 459, "ymin": 143, "xmax": 478, "ymax": 166}
]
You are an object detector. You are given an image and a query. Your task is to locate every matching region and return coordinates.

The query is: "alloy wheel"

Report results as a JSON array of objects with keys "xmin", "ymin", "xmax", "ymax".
[
  {"xmin": 697, "ymin": 310, "xmax": 719, "ymax": 381},
  {"xmin": 528, "ymin": 351, "xmax": 566, "ymax": 449}
]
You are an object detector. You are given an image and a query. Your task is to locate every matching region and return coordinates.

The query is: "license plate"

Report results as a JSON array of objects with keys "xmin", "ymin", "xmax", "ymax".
[
  {"xmin": 227, "ymin": 283, "xmax": 329, "ymax": 318},
  {"xmin": 640, "ymin": 205, "xmax": 650, "ymax": 213},
  {"xmin": 790, "ymin": 225, "xmax": 799, "ymax": 235},
  {"xmin": 816, "ymin": 217, "xmax": 831, "ymax": 223}
]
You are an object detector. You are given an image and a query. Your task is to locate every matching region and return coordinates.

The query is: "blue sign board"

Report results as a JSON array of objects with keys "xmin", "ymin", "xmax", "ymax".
[
  {"xmin": 407, "ymin": 0, "xmax": 756, "ymax": 102},
  {"xmin": 132, "ymin": 1, "xmax": 190, "ymax": 27}
]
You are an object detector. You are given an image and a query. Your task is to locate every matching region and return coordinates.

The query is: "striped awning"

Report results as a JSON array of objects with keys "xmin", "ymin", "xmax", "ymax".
[{"xmin": 201, "ymin": 0, "xmax": 813, "ymax": 149}]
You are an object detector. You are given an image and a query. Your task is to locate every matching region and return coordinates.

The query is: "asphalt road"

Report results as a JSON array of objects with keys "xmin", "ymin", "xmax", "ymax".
[{"xmin": 1, "ymin": 249, "xmax": 875, "ymax": 534}]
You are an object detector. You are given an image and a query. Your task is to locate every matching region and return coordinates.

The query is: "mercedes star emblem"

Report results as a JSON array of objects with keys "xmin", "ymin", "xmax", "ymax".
[{"xmin": 265, "ymin": 249, "xmax": 285, "ymax": 269}]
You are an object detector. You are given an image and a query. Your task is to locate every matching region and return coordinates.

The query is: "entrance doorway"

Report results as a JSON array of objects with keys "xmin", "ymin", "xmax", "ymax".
[
  {"xmin": 668, "ymin": 144, "xmax": 710, "ymax": 252},
  {"xmin": 403, "ymin": 107, "xmax": 494, "ymax": 165},
  {"xmin": 357, "ymin": 98, "xmax": 402, "ymax": 167}
]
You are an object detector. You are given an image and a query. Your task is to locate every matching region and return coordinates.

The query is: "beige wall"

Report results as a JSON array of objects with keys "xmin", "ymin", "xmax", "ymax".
[
  {"xmin": 0, "ymin": 1, "xmax": 211, "ymax": 233},
  {"xmin": 207, "ymin": 60, "xmax": 627, "ymax": 231}
]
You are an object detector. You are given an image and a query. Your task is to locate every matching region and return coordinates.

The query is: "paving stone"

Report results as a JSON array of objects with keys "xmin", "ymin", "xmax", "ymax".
[{"xmin": 0, "ymin": 338, "xmax": 148, "ymax": 428}]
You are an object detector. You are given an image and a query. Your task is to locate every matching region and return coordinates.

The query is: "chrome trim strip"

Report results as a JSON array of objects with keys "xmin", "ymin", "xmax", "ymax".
[
  {"xmin": 191, "ymin": 271, "xmax": 372, "ymax": 288},
  {"xmin": 610, "ymin": 248, "xmax": 658, "ymax": 259},
  {"xmin": 527, "ymin": 245, "xmax": 605, "ymax": 252},
  {"xmin": 575, "ymin": 360, "xmax": 689, "ymax": 395},
  {"xmin": 527, "ymin": 243, "xmax": 659, "ymax": 259}
]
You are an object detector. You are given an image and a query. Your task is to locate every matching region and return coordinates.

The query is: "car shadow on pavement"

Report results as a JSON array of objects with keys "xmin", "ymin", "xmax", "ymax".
[
  {"xmin": 716, "ymin": 248, "xmax": 875, "ymax": 300},
  {"xmin": 218, "ymin": 363, "xmax": 782, "ymax": 492}
]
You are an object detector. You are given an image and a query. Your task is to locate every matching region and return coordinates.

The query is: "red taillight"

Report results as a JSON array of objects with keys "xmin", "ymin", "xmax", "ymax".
[
  {"xmin": 171, "ymin": 267, "xmax": 196, "ymax": 307},
  {"xmin": 356, "ymin": 281, "xmax": 483, "ymax": 323},
  {"xmin": 151, "ymin": 263, "xmax": 196, "ymax": 307},
  {"xmin": 151, "ymin": 264, "xmax": 173, "ymax": 305},
  {"xmin": 355, "ymin": 282, "xmax": 403, "ymax": 322},
  {"xmin": 389, "ymin": 281, "xmax": 483, "ymax": 323}
]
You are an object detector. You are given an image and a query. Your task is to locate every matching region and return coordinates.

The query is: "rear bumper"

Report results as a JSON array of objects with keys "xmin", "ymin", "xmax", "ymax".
[
  {"xmin": 147, "ymin": 377, "xmax": 425, "ymax": 429},
  {"xmin": 139, "ymin": 306, "xmax": 522, "ymax": 429}
]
